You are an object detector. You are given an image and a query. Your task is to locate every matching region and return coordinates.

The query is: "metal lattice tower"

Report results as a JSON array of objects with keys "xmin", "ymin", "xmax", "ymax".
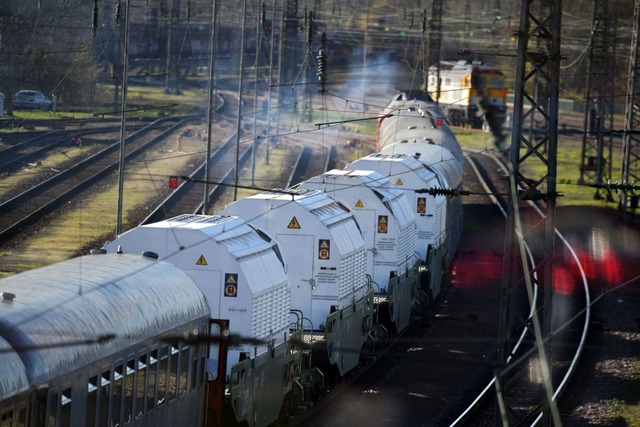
[
  {"xmin": 621, "ymin": 0, "xmax": 640, "ymax": 215},
  {"xmin": 497, "ymin": 0, "xmax": 562, "ymax": 425},
  {"xmin": 578, "ymin": 0, "xmax": 616, "ymax": 200}
]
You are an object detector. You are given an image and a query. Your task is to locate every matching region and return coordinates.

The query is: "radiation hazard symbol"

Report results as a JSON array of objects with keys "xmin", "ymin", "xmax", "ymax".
[
  {"xmin": 196, "ymin": 255, "xmax": 208, "ymax": 266},
  {"xmin": 377, "ymin": 215, "xmax": 388, "ymax": 234},
  {"xmin": 355, "ymin": 199, "xmax": 364, "ymax": 208},
  {"xmin": 417, "ymin": 197, "xmax": 426, "ymax": 214},
  {"xmin": 224, "ymin": 273, "xmax": 238, "ymax": 297},
  {"xmin": 318, "ymin": 239, "xmax": 330, "ymax": 260},
  {"xmin": 287, "ymin": 216, "xmax": 301, "ymax": 229}
]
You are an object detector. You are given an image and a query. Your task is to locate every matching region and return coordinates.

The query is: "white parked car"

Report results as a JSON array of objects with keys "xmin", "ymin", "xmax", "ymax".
[{"xmin": 12, "ymin": 90, "xmax": 52, "ymax": 111}]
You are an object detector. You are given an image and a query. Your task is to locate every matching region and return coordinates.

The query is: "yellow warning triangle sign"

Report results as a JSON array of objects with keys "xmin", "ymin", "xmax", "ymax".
[
  {"xmin": 287, "ymin": 216, "xmax": 301, "ymax": 229},
  {"xmin": 395, "ymin": 178, "xmax": 404, "ymax": 186},
  {"xmin": 379, "ymin": 216, "xmax": 387, "ymax": 224},
  {"xmin": 355, "ymin": 199, "xmax": 364, "ymax": 208},
  {"xmin": 196, "ymin": 255, "xmax": 208, "ymax": 265},
  {"xmin": 226, "ymin": 274, "xmax": 236, "ymax": 283},
  {"xmin": 320, "ymin": 240, "xmax": 330, "ymax": 248}
]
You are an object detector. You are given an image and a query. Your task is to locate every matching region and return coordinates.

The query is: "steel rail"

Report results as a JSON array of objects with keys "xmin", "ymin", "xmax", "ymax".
[{"xmin": 451, "ymin": 151, "xmax": 591, "ymax": 425}]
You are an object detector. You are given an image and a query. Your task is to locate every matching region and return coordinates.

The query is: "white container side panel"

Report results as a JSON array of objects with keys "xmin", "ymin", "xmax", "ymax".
[
  {"xmin": 397, "ymin": 222, "xmax": 417, "ymax": 268},
  {"xmin": 273, "ymin": 233, "xmax": 316, "ymax": 328},
  {"xmin": 329, "ymin": 219, "xmax": 368, "ymax": 301},
  {"xmin": 388, "ymin": 197, "xmax": 416, "ymax": 233},
  {"xmin": 325, "ymin": 217, "xmax": 364, "ymax": 257},
  {"xmin": 250, "ymin": 283, "xmax": 291, "ymax": 342},
  {"xmin": 339, "ymin": 248, "xmax": 368, "ymax": 303},
  {"xmin": 239, "ymin": 253, "xmax": 291, "ymax": 341}
]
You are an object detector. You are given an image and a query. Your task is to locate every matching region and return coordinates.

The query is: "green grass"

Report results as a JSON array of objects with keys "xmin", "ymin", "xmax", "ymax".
[
  {"xmin": 604, "ymin": 361, "xmax": 640, "ymax": 426},
  {"xmin": 456, "ymin": 128, "xmax": 624, "ymax": 209}
]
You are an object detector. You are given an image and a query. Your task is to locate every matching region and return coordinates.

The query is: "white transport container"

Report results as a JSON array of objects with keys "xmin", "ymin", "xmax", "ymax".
[
  {"xmin": 296, "ymin": 169, "xmax": 417, "ymax": 292},
  {"xmin": 221, "ymin": 189, "xmax": 372, "ymax": 376},
  {"xmin": 103, "ymin": 214, "xmax": 291, "ymax": 374},
  {"xmin": 348, "ymin": 153, "xmax": 449, "ymax": 262}
]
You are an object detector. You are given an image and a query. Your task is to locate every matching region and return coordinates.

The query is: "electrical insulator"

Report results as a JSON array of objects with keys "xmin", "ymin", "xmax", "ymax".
[
  {"xmin": 92, "ymin": 0, "xmax": 99, "ymax": 38},
  {"xmin": 317, "ymin": 32, "xmax": 328, "ymax": 92},
  {"xmin": 317, "ymin": 50, "xmax": 327, "ymax": 80},
  {"xmin": 115, "ymin": 0, "xmax": 121, "ymax": 25},
  {"xmin": 307, "ymin": 11, "xmax": 314, "ymax": 47}
]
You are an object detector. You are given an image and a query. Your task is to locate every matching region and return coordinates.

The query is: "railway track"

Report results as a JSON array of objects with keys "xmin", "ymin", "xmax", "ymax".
[
  {"xmin": 0, "ymin": 124, "xmax": 145, "ymax": 175},
  {"xmin": 451, "ymin": 151, "xmax": 591, "ymax": 425},
  {"xmin": 291, "ymin": 149, "xmax": 592, "ymax": 427},
  {"xmin": 0, "ymin": 117, "xmax": 191, "ymax": 245}
]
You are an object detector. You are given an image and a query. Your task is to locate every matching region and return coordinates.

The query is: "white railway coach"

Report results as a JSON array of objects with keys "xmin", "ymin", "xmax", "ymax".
[{"xmin": 0, "ymin": 253, "xmax": 210, "ymax": 427}]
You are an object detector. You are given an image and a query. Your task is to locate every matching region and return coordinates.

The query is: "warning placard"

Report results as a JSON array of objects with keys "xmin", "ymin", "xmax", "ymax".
[
  {"xmin": 377, "ymin": 215, "xmax": 388, "ymax": 233},
  {"xmin": 417, "ymin": 197, "xmax": 426, "ymax": 213},
  {"xmin": 395, "ymin": 178, "xmax": 404, "ymax": 186},
  {"xmin": 224, "ymin": 273, "xmax": 238, "ymax": 297},
  {"xmin": 318, "ymin": 239, "xmax": 330, "ymax": 260},
  {"xmin": 196, "ymin": 255, "xmax": 208, "ymax": 265},
  {"xmin": 355, "ymin": 199, "xmax": 364, "ymax": 208},
  {"xmin": 287, "ymin": 216, "xmax": 301, "ymax": 229}
]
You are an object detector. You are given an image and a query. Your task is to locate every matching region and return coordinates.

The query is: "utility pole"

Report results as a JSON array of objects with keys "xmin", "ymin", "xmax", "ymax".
[
  {"xmin": 497, "ymin": 0, "xmax": 562, "ymax": 425},
  {"xmin": 233, "ymin": 0, "xmax": 248, "ymax": 201},
  {"xmin": 203, "ymin": 0, "xmax": 219, "ymax": 215},
  {"xmin": 116, "ymin": 0, "xmax": 131, "ymax": 236},
  {"xmin": 165, "ymin": 0, "xmax": 182, "ymax": 94}
]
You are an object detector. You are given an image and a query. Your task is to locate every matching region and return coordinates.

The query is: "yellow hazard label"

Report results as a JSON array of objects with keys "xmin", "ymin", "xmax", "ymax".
[
  {"xmin": 355, "ymin": 199, "xmax": 364, "ymax": 208},
  {"xmin": 196, "ymin": 255, "xmax": 208, "ymax": 265},
  {"xmin": 319, "ymin": 240, "xmax": 329, "ymax": 248},
  {"xmin": 395, "ymin": 178, "xmax": 403, "ymax": 186},
  {"xmin": 287, "ymin": 216, "xmax": 301, "ymax": 229}
]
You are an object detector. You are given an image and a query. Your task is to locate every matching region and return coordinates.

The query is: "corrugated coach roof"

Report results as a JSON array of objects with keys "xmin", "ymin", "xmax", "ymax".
[{"xmin": 0, "ymin": 254, "xmax": 208, "ymax": 397}]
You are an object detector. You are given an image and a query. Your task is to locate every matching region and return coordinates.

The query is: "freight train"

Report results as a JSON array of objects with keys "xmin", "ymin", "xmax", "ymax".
[
  {"xmin": 0, "ymin": 92, "xmax": 464, "ymax": 427},
  {"xmin": 427, "ymin": 60, "xmax": 509, "ymax": 150}
]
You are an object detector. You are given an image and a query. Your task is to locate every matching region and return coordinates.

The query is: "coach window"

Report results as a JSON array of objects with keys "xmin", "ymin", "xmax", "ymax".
[
  {"xmin": 168, "ymin": 343, "xmax": 179, "ymax": 401},
  {"xmin": 112, "ymin": 365, "xmax": 124, "ymax": 426},
  {"xmin": 60, "ymin": 388, "xmax": 71, "ymax": 427},
  {"xmin": 98, "ymin": 371, "xmax": 110, "ymax": 427},
  {"xmin": 157, "ymin": 346, "xmax": 169, "ymax": 406},
  {"xmin": 179, "ymin": 344, "xmax": 190, "ymax": 396},
  {"xmin": 47, "ymin": 391, "xmax": 58, "ymax": 427},
  {"xmin": 146, "ymin": 349, "xmax": 159, "ymax": 412},
  {"xmin": 17, "ymin": 406, "xmax": 27, "ymax": 427},
  {"xmin": 124, "ymin": 359, "xmax": 135, "ymax": 423},
  {"xmin": 87, "ymin": 376, "xmax": 98, "ymax": 427},
  {"xmin": 136, "ymin": 355, "xmax": 148, "ymax": 418}
]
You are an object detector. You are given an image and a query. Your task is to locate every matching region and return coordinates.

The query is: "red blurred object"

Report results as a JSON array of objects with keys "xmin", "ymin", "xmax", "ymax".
[
  {"xmin": 453, "ymin": 251, "xmax": 503, "ymax": 289},
  {"xmin": 168, "ymin": 176, "xmax": 179, "ymax": 189},
  {"xmin": 553, "ymin": 266, "xmax": 576, "ymax": 296}
]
